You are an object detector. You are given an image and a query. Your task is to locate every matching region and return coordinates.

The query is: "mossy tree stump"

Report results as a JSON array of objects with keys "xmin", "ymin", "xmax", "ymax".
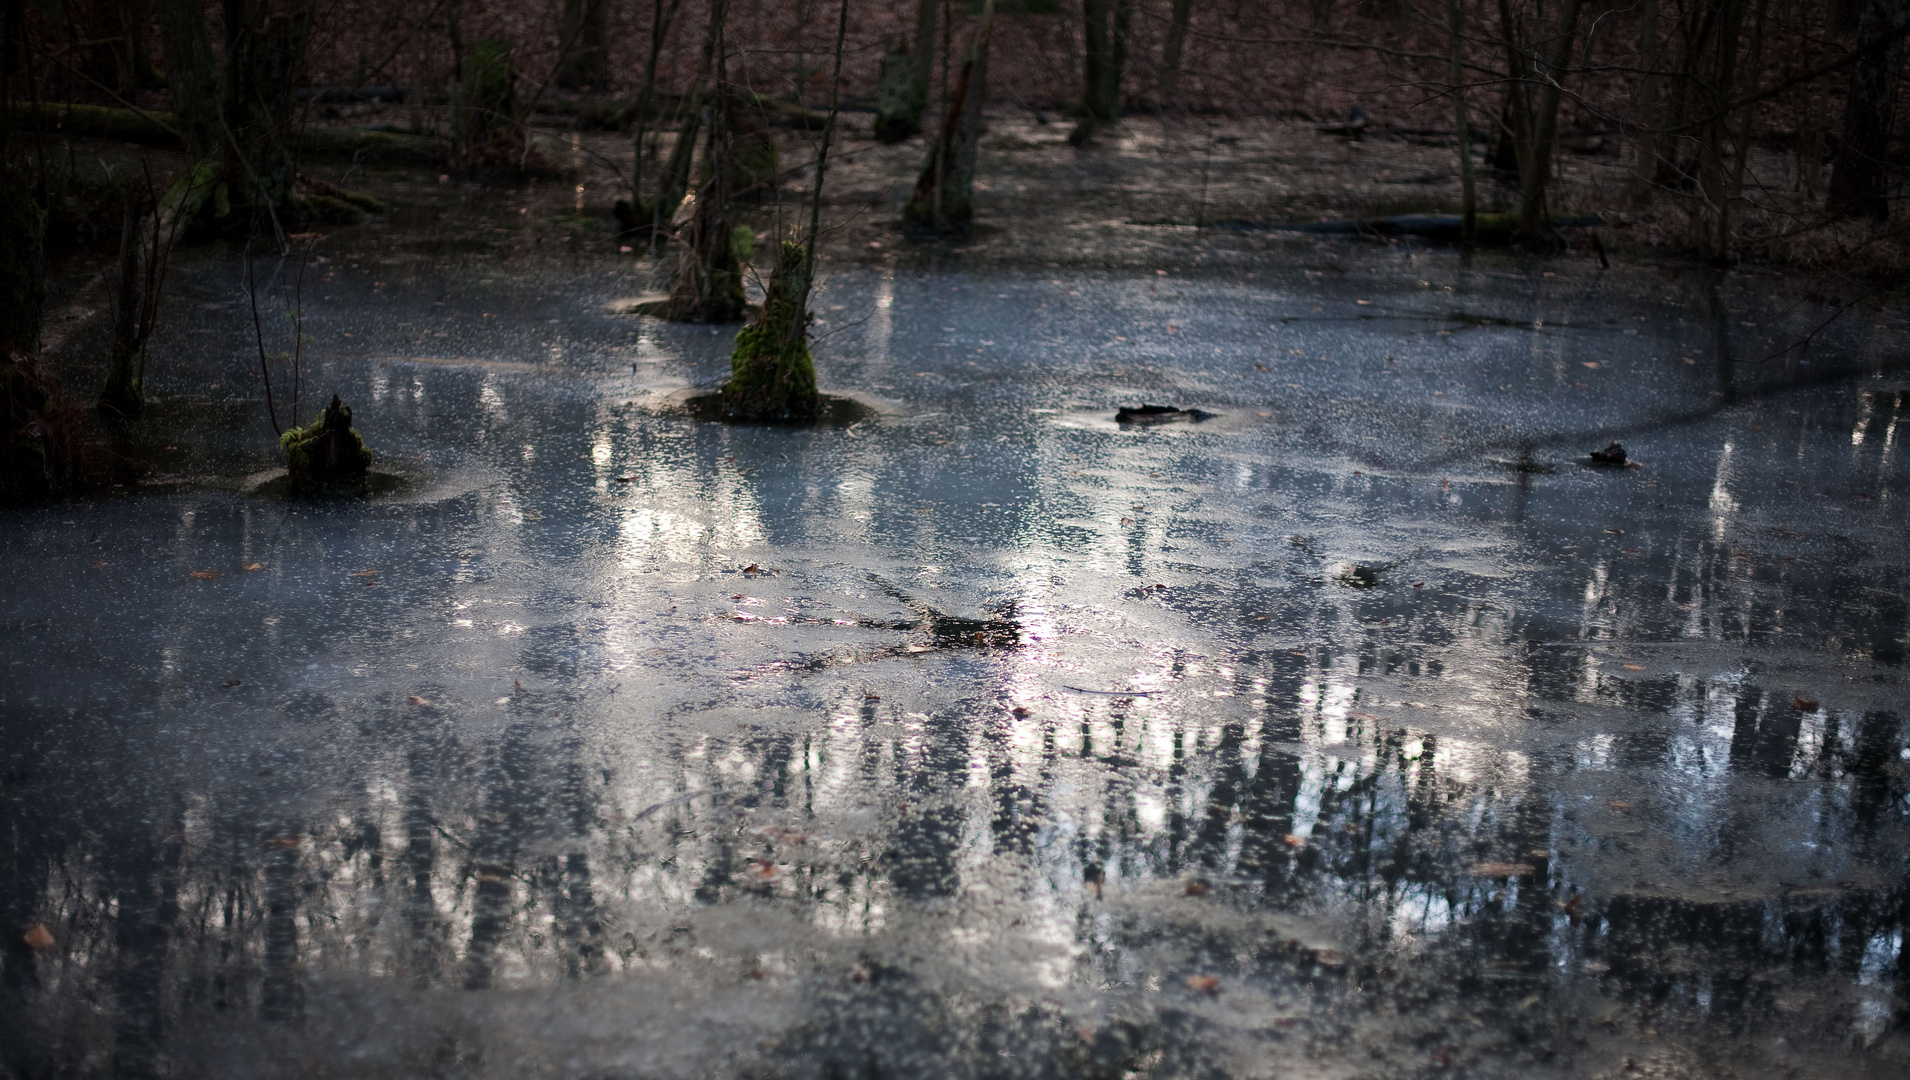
[
  {"xmin": 281, "ymin": 395, "xmax": 372, "ymax": 494},
  {"xmin": 720, "ymin": 240, "xmax": 819, "ymax": 421}
]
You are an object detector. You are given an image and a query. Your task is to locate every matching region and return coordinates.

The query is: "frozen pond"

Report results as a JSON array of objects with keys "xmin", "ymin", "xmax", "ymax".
[{"xmin": 4, "ymin": 233, "xmax": 1908, "ymax": 1079}]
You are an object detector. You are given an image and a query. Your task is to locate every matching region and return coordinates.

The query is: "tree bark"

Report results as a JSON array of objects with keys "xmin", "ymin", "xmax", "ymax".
[
  {"xmin": 1499, "ymin": 0, "xmax": 1584, "ymax": 245},
  {"xmin": 223, "ymin": 0, "xmax": 310, "ymax": 212},
  {"xmin": 1446, "ymin": 0, "xmax": 1476, "ymax": 244},
  {"xmin": 156, "ymin": 0, "xmax": 226, "ymax": 160},
  {"xmin": 1160, "ymin": 0, "xmax": 1192, "ymax": 105},
  {"xmin": 1626, "ymin": 0, "xmax": 1664, "ymax": 206},
  {"xmin": 1690, "ymin": 0, "xmax": 1745, "ymax": 256},
  {"xmin": 663, "ymin": 0, "xmax": 745, "ymax": 322},
  {"xmin": 908, "ymin": 0, "xmax": 939, "ymax": 115},
  {"xmin": 628, "ymin": 0, "xmax": 686, "ymax": 217},
  {"xmin": 905, "ymin": 3, "xmax": 993, "ymax": 234},
  {"xmin": 1828, "ymin": 0, "xmax": 1910, "ymax": 219},
  {"xmin": 0, "ymin": 163, "xmax": 44, "ymax": 352},
  {"xmin": 100, "ymin": 190, "xmax": 146, "ymax": 419},
  {"xmin": 558, "ymin": 0, "xmax": 611, "ymax": 90}
]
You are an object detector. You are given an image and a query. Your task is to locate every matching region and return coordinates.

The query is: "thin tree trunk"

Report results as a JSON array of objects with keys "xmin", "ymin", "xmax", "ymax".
[
  {"xmin": 628, "ymin": 0, "xmax": 685, "ymax": 217},
  {"xmin": 905, "ymin": 0, "xmax": 993, "ymax": 233},
  {"xmin": 1627, "ymin": 0, "xmax": 1663, "ymax": 206},
  {"xmin": 1447, "ymin": 0, "xmax": 1476, "ymax": 244},
  {"xmin": 558, "ymin": 0, "xmax": 611, "ymax": 90},
  {"xmin": 663, "ymin": 0, "xmax": 744, "ymax": 322},
  {"xmin": 101, "ymin": 188, "xmax": 145, "ymax": 418},
  {"xmin": 1160, "ymin": 0, "xmax": 1192, "ymax": 104},
  {"xmin": 909, "ymin": 0, "xmax": 939, "ymax": 113},
  {"xmin": 1082, "ymin": 0, "xmax": 1108, "ymax": 120},
  {"xmin": 1721, "ymin": 0, "xmax": 1770, "ymax": 256},
  {"xmin": 1828, "ymin": 0, "xmax": 1910, "ymax": 219},
  {"xmin": 0, "ymin": 162, "xmax": 45, "ymax": 352},
  {"xmin": 1510, "ymin": 0, "xmax": 1585, "ymax": 245},
  {"xmin": 1691, "ymin": 0, "xmax": 1745, "ymax": 256},
  {"xmin": 156, "ymin": 0, "xmax": 225, "ymax": 159}
]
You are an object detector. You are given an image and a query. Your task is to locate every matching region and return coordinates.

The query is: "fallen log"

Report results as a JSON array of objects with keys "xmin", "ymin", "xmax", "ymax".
[
  {"xmin": 1251, "ymin": 212, "xmax": 1603, "ymax": 244},
  {"xmin": 9, "ymin": 103, "xmax": 448, "ymax": 163}
]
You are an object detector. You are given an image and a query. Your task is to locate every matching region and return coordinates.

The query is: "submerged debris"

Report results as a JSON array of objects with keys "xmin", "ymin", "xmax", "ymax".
[
  {"xmin": 1335, "ymin": 564, "xmax": 1382, "ymax": 588},
  {"xmin": 1588, "ymin": 442, "xmax": 1628, "ymax": 466},
  {"xmin": 1116, "ymin": 404, "xmax": 1216, "ymax": 425},
  {"xmin": 281, "ymin": 395, "xmax": 373, "ymax": 495},
  {"xmin": 1495, "ymin": 453, "xmax": 1555, "ymax": 474}
]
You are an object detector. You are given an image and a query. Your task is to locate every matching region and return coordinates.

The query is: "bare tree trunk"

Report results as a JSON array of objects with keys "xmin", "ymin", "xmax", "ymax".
[
  {"xmin": 0, "ymin": 162, "xmax": 44, "ymax": 352},
  {"xmin": 1499, "ymin": 0, "xmax": 1584, "ymax": 245},
  {"xmin": 1446, "ymin": 0, "xmax": 1475, "ymax": 244},
  {"xmin": 1828, "ymin": 0, "xmax": 1910, "ymax": 219},
  {"xmin": 224, "ymin": 0, "xmax": 311, "ymax": 214},
  {"xmin": 558, "ymin": 0, "xmax": 611, "ymax": 90},
  {"xmin": 1690, "ymin": 0, "xmax": 1745, "ymax": 256},
  {"xmin": 1081, "ymin": 0, "xmax": 1108, "ymax": 121},
  {"xmin": 903, "ymin": 0, "xmax": 940, "ymax": 125},
  {"xmin": 101, "ymin": 190, "xmax": 146, "ymax": 418},
  {"xmin": 663, "ymin": 0, "xmax": 745, "ymax": 322},
  {"xmin": 1072, "ymin": 0, "xmax": 1131, "ymax": 141},
  {"xmin": 1160, "ymin": 0, "xmax": 1192, "ymax": 105},
  {"xmin": 1720, "ymin": 0, "xmax": 1770, "ymax": 256},
  {"xmin": 1627, "ymin": 0, "xmax": 1664, "ymax": 207},
  {"xmin": 627, "ymin": 0, "xmax": 685, "ymax": 221},
  {"xmin": 1796, "ymin": 5, "xmax": 1828, "ymax": 199},
  {"xmin": 905, "ymin": 1, "xmax": 993, "ymax": 234},
  {"xmin": 156, "ymin": 0, "xmax": 226, "ymax": 160}
]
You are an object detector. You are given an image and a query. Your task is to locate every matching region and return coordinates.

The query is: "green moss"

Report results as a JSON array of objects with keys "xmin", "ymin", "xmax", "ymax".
[
  {"xmin": 280, "ymin": 395, "xmax": 373, "ymax": 495},
  {"xmin": 721, "ymin": 241, "xmax": 819, "ymax": 421}
]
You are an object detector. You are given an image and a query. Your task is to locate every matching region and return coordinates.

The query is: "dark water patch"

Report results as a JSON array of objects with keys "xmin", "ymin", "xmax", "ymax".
[
  {"xmin": 676, "ymin": 390, "xmax": 883, "ymax": 427},
  {"xmin": 251, "ymin": 470, "xmax": 409, "ymax": 498}
]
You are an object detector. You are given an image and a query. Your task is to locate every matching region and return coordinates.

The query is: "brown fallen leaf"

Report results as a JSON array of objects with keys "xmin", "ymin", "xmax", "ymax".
[
  {"xmin": 190, "ymin": 570, "xmax": 222, "ymax": 580},
  {"xmin": 1184, "ymin": 879, "xmax": 1211, "ymax": 897},
  {"xmin": 742, "ymin": 860, "xmax": 782, "ymax": 883},
  {"xmin": 243, "ymin": 562, "xmax": 263, "ymax": 571},
  {"xmin": 1185, "ymin": 974, "xmax": 1221, "ymax": 993},
  {"xmin": 1606, "ymin": 800, "xmax": 1632, "ymax": 811},
  {"xmin": 268, "ymin": 835, "xmax": 301, "ymax": 850},
  {"xmin": 864, "ymin": 693, "xmax": 881, "ymax": 701},
  {"xmin": 1470, "ymin": 861, "xmax": 1533, "ymax": 878},
  {"xmin": 1011, "ymin": 706, "xmax": 1031, "ymax": 718},
  {"xmin": 1622, "ymin": 663, "xmax": 1647, "ymax": 671},
  {"xmin": 407, "ymin": 695, "xmax": 433, "ymax": 706},
  {"xmin": 223, "ymin": 679, "xmax": 243, "ymax": 688},
  {"xmin": 23, "ymin": 924, "xmax": 55, "ymax": 949},
  {"xmin": 1282, "ymin": 834, "xmax": 1307, "ymax": 849},
  {"xmin": 1604, "ymin": 528, "xmax": 1624, "ymax": 535},
  {"xmin": 93, "ymin": 559, "xmax": 109, "ymax": 568},
  {"xmin": 349, "ymin": 570, "xmax": 376, "ymax": 576},
  {"xmin": 1792, "ymin": 695, "xmax": 1820, "ymax": 712}
]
